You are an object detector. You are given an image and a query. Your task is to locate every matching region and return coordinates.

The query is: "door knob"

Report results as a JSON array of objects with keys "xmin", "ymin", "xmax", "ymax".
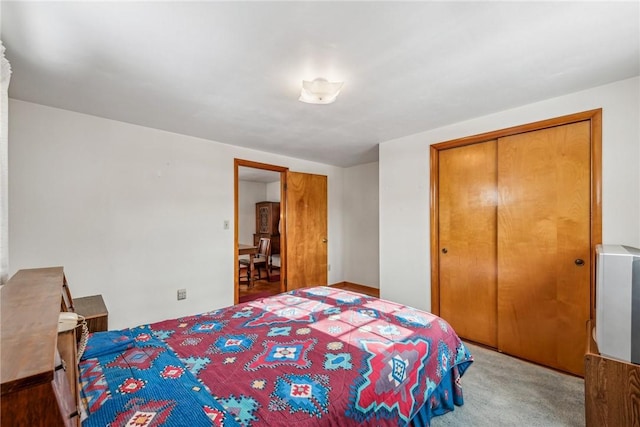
[
  {"xmin": 322, "ymin": 238, "xmax": 328, "ymax": 243},
  {"xmin": 575, "ymin": 259, "xmax": 585, "ymax": 266},
  {"xmin": 441, "ymin": 248, "xmax": 448, "ymax": 254}
]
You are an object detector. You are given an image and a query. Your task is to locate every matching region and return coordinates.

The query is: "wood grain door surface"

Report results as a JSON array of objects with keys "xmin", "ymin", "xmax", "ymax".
[
  {"xmin": 439, "ymin": 140, "xmax": 498, "ymax": 348},
  {"xmin": 285, "ymin": 171, "xmax": 328, "ymax": 290},
  {"xmin": 497, "ymin": 121, "xmax": 591, "ymax": 376},
  {"xmin": 437, "ymin": 120, "xmax": 592, "ymax": 376}
]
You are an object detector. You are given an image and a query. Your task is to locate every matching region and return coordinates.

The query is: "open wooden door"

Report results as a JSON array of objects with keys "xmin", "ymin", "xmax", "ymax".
[{"xmin": 285, "ymin": 171, "xmax": 328, "ymax": 290}]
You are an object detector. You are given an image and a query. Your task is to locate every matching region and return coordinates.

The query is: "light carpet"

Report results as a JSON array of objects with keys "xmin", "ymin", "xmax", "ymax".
[{"xmin": 431, "ymin": 342, "xmax": 585, "ymax": 426}]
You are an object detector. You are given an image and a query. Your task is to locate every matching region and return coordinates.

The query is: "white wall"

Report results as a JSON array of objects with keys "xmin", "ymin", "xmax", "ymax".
[
  {"xmin": 379, "ymin": 77, "xmax": 640, "ymax": 312},
  {"xmin": 238, "ymin": 181, "xmax": 266, "ymax": 245},
  {"xmin": 8, "ymin": 99, "xmax": 345, "ymax": 329},
  {"xmin": 343, "ymin": 162, "xmax": 380, "ymax": 288},
  {"xmin": 266, "ymin": 181, "xmax": 280, "ymax": 202}
]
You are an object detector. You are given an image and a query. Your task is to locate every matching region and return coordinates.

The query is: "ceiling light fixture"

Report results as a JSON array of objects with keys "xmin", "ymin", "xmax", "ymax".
[{"xmin": 299, "ymin": 78, "xmax": 344, "ymax": 105}]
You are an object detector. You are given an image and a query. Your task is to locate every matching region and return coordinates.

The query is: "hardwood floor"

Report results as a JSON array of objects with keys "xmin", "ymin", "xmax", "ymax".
[
  {"xmin": 238, "ymin": 277, "xmax": 380, "ymax": 303},
  {"xmin": 239, "ymin": 279, "xmax": 282, "ymax": 301},
  {"xmin": 329, "ymin": 282, "xmax": 380, "ymax": 298}
]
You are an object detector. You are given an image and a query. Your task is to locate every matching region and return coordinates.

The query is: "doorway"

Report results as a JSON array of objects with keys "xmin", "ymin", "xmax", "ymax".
[
  {"xmin": 235, "ymin": 159, "xmax": 287, "ymax": 304},
  {"xmin": 234, "ymin": 160, "xmax": 330, "ymax": 303}
]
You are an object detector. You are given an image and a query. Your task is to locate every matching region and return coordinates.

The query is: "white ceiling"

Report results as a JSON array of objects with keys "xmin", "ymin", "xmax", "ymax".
[
  {"xmin": 2, "ymin": 1, "xmax": 639, "ymax": 167},
  {"xmin": 238, "ymin": 166, "xmax": 280, "ymax": 183}
]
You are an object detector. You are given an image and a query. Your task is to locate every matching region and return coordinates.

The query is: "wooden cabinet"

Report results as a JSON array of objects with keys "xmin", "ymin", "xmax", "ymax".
[
  {"xmin": 1, "ymin": 267, "xmax": 80, "ymax": 427},
  {"xmin": 256, "ymin": 201, "xmax": 280, "ymax": 234},
  {"xmin": 585, "ymin": 320, "xmax": 640, "ymax": 426},
  {"xmin": 74, "ymin": 294, "xmax": 108, "ymax": 333},
  {"xmin": 254, "ymin": 201, "xmax": 280, "ymax": 254}
]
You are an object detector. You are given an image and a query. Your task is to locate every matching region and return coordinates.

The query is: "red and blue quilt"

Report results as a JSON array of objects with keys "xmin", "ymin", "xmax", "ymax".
[{"xmin": 80, "ymin": 286, "xmax": 472, "ymax": 426}]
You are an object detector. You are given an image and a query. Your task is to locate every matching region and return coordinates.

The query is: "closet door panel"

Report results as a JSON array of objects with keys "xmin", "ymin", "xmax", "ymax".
[
  {"xmin": 497, "ymin": 121, "xmax": 591, "ymax": 376},
  {"xmin": 439, "ymin": 140, "xmax": 498, "ymax": 347}
]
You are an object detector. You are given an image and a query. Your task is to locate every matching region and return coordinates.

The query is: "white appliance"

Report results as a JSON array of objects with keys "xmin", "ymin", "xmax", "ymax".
[{"xmin": 595, "ymin": 244, "xmax": 640, "ymax": 364}]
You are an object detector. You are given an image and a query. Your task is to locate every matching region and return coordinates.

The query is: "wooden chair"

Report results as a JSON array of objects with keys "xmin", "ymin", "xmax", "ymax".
[
  {"xmin": 240, "ymin": 237, "xmax": 271, "ymax": 282},
  {"xmin": 238, "ymin": 262, "xmax": 251, "ymax": 285}
]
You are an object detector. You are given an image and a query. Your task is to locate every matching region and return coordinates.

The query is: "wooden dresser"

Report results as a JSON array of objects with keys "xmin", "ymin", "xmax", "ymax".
[
  {"xmin": 585, "ymin": 320, "xmax": 640, "ymax": 426},
  {"xmin": 1, "ymin": 267, "xmax": 80, "ymax": 427},
  {"xmin": 253, "ymin": 201, "xmax": 280, "ymax": 255},
  {"xmin": 74, "ymin": 294, "xmax": 109, "ymax": 333}
]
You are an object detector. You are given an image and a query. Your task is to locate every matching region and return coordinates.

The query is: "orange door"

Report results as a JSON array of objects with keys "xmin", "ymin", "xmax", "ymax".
[
  {"xmin": 285, "ymin": 172, "xmax": 328, "ymax": 290},
  {"xmin": 497, "ymin": 121, "xmax": 591, "ymax": 376},
  {"xmin": 439, "ymin": 141, "xmax": 498, "ymax": 347}
]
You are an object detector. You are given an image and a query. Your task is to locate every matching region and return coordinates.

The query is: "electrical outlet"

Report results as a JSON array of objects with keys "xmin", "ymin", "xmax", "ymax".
[{"xmin": 177, "ymin": 289, "xmax": 187, "ymax": 300}]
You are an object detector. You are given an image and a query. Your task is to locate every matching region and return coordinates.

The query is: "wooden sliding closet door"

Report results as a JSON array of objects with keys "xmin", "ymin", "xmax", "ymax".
[
  {"xmin": 497, "ymin": 121, "xmax": 591, "ymax": 376},
  {"xmin": 439, "ymin": 141, "xmax": 498, "ymax": 347}
]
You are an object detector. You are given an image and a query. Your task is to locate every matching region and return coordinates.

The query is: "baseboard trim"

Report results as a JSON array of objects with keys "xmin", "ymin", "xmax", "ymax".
[{"xmin": 329, "ymin": 282, "xmax": 380, "ymax": 298}]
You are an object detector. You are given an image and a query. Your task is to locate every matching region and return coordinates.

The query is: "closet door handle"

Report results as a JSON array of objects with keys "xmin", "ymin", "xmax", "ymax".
[
  {"xmin": 441, "ymin": 248, "xmax": 448, "ymax": 254},
  {"xmin": 575, "ymin": 259, "xmax": 585, "ymax": 266}
]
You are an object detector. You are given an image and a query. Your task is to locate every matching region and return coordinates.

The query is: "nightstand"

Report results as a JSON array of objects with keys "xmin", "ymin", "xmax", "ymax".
[{"xmin": 74, "ymin": 294, "xmax": 108, "ymax": 333}]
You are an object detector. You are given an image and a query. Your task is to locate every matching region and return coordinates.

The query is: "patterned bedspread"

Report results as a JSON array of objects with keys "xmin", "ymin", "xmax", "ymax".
[{"xmin": 80, "ymin": 287, "xmax": 472, "ymax": 426}]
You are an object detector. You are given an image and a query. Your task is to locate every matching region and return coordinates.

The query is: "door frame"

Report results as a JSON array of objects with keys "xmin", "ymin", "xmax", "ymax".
[
  {"xmin": 234, "ymin": 159, "xmax": 288, "ymax": 304},
  {"xmin": 429, "ymin": 109, "xmax": 602, "ymax": 319}
]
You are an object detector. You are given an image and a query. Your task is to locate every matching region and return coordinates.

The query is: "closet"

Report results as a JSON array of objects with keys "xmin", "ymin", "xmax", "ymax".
[{"xmin": 431, "ymin": 110, "xmax": 601, "ymax": 376}]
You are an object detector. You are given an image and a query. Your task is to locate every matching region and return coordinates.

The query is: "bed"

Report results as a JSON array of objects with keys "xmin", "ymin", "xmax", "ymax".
[{"xmin": 79, "ymin": 286, "xmax": 473, "ymax": 426}]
